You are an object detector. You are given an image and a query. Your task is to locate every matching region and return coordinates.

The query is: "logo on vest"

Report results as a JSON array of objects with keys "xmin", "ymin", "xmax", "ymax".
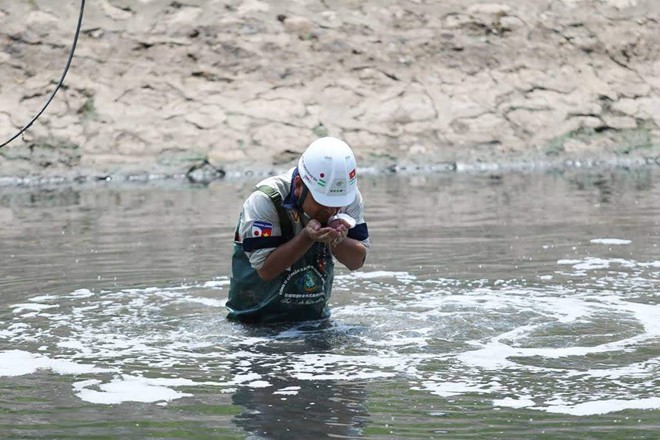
[
  {"xmin": 278, "ymin": 266, "xmax": 327, "ymax": 305},
  {"xmin": 300, "ymin": 270, "xmax": 319, "ymax": 293}
]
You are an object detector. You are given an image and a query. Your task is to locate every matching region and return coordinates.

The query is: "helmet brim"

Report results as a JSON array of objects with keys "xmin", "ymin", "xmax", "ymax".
[{"xmin": 309, "ymin": 190, "xmax": 356, "ymax": 208}]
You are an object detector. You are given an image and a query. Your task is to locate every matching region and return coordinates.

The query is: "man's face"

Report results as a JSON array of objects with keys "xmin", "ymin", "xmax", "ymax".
[{"xmin": 294, "ymin": 176, "xmax": 340, "ymax": 224}]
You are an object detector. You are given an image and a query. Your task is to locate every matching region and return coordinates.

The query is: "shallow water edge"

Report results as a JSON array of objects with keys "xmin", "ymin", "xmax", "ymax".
[{"xmin": 1, "ymin": 153, "xmax": 659, "ymax": 188}]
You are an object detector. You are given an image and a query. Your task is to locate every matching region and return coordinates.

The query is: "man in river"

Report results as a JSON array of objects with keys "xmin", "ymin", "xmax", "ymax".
[{"xmin": 226, "ymin": 137, "xmax": 370, "ymax": 323}]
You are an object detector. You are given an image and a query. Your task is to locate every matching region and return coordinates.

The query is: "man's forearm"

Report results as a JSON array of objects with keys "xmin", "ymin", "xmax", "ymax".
[
  {"xmin": 331, "ymin": 238, "xmax": 367, "ymax": 271},
  {"xmin": 257, "ymin": 232, "xmax": 315, "ymax": 281}
]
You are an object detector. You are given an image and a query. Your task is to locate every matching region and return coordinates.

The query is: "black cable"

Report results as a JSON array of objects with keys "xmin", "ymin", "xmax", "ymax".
[{"xmin": 0, "ymin": 0, "xmax": 86, "ymax": 149}]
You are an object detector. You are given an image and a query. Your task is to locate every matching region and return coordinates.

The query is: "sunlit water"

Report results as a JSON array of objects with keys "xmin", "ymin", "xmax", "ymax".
[{"xmin": 1, "ymin": 168, "xmax": 659, "ymax": 439}]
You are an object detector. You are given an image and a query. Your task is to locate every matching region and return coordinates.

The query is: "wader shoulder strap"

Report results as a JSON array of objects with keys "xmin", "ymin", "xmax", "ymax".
[{"xmin": 257, "ymin": 185, "xmax": 294, "ymax": 241}]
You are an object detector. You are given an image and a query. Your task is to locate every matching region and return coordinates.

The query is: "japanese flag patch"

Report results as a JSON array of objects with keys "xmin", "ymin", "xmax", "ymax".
[{"xmin": 251, "ymin": 220, "xmax": 273, "ymax": 238}]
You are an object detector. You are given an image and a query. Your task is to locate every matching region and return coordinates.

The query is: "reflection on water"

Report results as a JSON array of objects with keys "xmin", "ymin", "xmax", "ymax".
[
  {"xmin": 230, "ymin": 322, "xmax": 369, "ymax": 439},
  {"xmin": 1, "ymin": 168, "xmax": 659, "ymax": 438}
]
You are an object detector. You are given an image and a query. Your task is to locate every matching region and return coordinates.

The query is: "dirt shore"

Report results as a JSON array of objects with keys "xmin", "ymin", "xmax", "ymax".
[{"xmin": 1, "ymin": 0, "xmax": 660, "ymax": 183}]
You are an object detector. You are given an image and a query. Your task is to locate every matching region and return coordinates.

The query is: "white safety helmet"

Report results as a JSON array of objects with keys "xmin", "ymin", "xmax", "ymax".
[{"xmin": 298, "ymin": 137, "xmax": 358, "ymax": 207}]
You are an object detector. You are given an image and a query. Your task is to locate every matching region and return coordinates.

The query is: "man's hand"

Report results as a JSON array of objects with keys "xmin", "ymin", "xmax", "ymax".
[
  {"xmin": 327, "ymin": 218, "xmax": 366, "ymax": 270},
  {"xmin": 327, "ymin": 218, "xmax": 349, "ymax": 246},
  {"xmin": 299, "ymin": 218, "xmax": 365, "ymax": 272},
  {"xmin": 305, "ymin": 219, "xmax": 342, "ymax": 245}
]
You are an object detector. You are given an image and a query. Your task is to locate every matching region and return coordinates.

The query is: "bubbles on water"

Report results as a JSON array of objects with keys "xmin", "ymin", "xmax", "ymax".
[
  {"xmin": 1, "ymin": 255, "xmax": 659, "ymax": 415},
  {"xmin": 590, "ymin": 238, "xmax": 632, "ymax": 245}
]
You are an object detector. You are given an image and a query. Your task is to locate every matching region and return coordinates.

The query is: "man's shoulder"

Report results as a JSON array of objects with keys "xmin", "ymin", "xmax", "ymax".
[
  {"xmin": 254, "ymin": 168, "xmax": 294, "ymax": 198},
  {"xmin": 244, "ymin": 168, "xmax": 294, "ymax": 214}
]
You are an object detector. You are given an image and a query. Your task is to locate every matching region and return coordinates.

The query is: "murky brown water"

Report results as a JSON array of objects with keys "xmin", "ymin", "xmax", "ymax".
[{"xmin": 1, "ymin": 168, "xmax": 659, "ymax": 438}]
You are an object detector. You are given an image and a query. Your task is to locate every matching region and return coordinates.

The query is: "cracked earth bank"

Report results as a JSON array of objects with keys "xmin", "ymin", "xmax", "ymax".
[{"xmin": 1, "ymin": 0, "xmax": 660, "ymax": 183}]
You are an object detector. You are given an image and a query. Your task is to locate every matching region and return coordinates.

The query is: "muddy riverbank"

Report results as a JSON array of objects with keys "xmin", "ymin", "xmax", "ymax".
[{"xmin": 2, "ymin": 0, "xmax": 660, "ymax": 184}]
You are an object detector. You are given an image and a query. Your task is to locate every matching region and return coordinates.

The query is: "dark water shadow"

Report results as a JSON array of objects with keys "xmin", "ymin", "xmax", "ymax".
[{"xmin": 229, "ymin": 320, "xmax": 370, "ymax": 439}]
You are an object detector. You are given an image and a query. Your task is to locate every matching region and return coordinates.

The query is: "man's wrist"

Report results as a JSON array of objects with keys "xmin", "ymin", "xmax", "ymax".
[
  {"xmin": 332, "ymin": 233, "xmax": 348, "ymax": 247},
  {"xmin": 301, "ymin": 227, "xmax": 315, "ymax": 244}
]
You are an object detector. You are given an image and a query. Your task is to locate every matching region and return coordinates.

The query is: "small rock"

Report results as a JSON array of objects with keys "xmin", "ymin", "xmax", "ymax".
[
  {"xmin": 602, "ymin": 115, "xmax": 637, "ymax": 130},
  {"xmin": 467, "ymin": 4, "xmax": 512, "ymax": 15},
  {"xmin": 498, "ymin": 16, "xmax": 525, "ymax": 32},
  {"xmin": 563, "ymin": 138, "xmax": 592, "ymax": 153},
  {"xmin": 100, "ymin": 0, "xmax": 133, "ymax": 20},
  {"xmin": 272, "ymin": 149, "xmax": 300, "ymax": 166},
  {"xmin": 26, "ymin": 11, "xmax": 58, "ymax": 26},
  {"xmin": 444, "ymin": 13, "xmax": 473, "ymax": 29},
  {"xmin": 208, "ymin": 145, "xmax": 247, "ymax": 165},
  {"xmin": 408, "ymin": 144, "xmax": 428, "ymax": 155},
  {"xmin": 282, "ymin": 16, "xmax": 315, "ymax": 35},
  {"xmin": 237, "ymin": 0, "xmax": 270, "ymax": 15},
  {"xmin": 317, "ymin": 11, "xmax": 342, "ymax": 29},
  {"xmin": 602, "ymin": 0, "xmax": 638, "ymax": 9},
  {"xmin": 186, "ymin": 159, "xmax": 226, "ymax": 183}
]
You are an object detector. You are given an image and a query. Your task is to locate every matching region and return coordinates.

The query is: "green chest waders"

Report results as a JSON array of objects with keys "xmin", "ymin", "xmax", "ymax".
[{"xmin": 227, "ymin": 186, "xmax": 335, "ymax": 323}]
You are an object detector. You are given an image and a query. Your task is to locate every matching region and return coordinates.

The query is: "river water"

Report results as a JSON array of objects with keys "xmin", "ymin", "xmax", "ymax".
[{"xmin": 1, "ymin": 168, "xmax": 659, "ymax": 439}]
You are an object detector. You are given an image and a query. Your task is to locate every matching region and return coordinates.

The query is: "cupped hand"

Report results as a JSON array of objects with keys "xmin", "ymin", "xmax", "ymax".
[
  {"xmin": 327, "ymin": 219, "xmax": 349, "ymax": 246},
  {"xmin": 304, "ymin": 219, "xmax": 340, "ymax": 245}
]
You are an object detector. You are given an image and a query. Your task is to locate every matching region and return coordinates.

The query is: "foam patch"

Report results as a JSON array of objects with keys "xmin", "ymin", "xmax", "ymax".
[{"xmin": 1, "ymin": 260, "xmax": 659, "ymax": 416}]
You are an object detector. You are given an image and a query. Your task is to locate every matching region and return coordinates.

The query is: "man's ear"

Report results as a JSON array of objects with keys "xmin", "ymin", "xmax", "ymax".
[{"xmin": 293, "ymin": 175, "xmax": 302, "ymax": 197}]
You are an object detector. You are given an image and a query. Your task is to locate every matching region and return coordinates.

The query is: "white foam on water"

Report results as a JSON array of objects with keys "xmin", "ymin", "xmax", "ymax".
[
  {"xmin": 456, "ymin": 291, "xmax": 660, "ymax": 371},
  {"xmin": 57, "ymin": 340, "xmax": 87, "ymax": 351},
  {"xmin": 230, "ymin": 372, "xmax": 263, "ymax": 385},
  {"xmin": 541, "ymin": 397, "xmax": 660, "ymax": 416},
  {"xmin": 288, "ymin": 353, "xmax": 420, "ymax": 381},
  {"xmin": 176, "ymin": 295, "xmax": 226, "ymax": 307},
  {"xmin": 0, "ymin": 350, "xmax": 112, "ymax": 377},
  {"xmin": 590, "ymin": 238, "xmax": 632, "ymax": 245},
  {"xmin": 364, "ymin": 333, "xmax": 431, "ymax": 348},
  {"xmin": 11, "ymin": 303, "xmax": 59, "ymax": 314},
  {"xmin": 2, "ymin": 260, "xmax": 658, "ymax": 416},
  {"xmin": 331, "ymin": 304, "xmax": 391, "ymax": 318},
  {"xmin": 273, "ymin": 386, "xmax": 301, "ymax": 395},
  {"xmin": 73, "ymin": 376, "xmax": 194, "ymax": 404},
  {"xmin": 0, "ymin": 323, "xmax": 26, "ymax": 340},
  {"xmin": 67, "ymin": 289, "xmax": 95, "ymax": 298},
  {"xmin": 557, "ymin": 257, "xmax": 650, "ymax": 271},
  {"xmin": 566, "ymin": 358, "xmax": 659, "ymax": 380},
  {"xmin": 29, "ymin": 294, "xmax": 59, "ymax": 302},
  {"xmin": 493, "ymin": 396, "xmax": 536, "ymax": 409},
  {"xmin": 202, "ymin": 279, "xmax": 230, "ymax": 288},
  {"xmin": 417, "ymin": 377, "xmax": 501, "ymax": 398},
  {"xmin": 337, "ymin": 270, "xmax": 417, "ymax": 281},
  {"xmin": 246, "ymin": 380, "xmax": 271, "ymax": 388},
  {"xmin": 457, "ymin": 342, "xmax": 519, "ymax": 370},
  {"xmin": 458, "ymin": 339, "xmax": 627, "ymax": 371},
  {"xmin": 295, "ymin": 370, "xmax": 397, "ymax": 381},
  {"xmin": 339, "ymin": 263, "xmax": 659, "ymax": 416},
  {"xmin": 557, "ymin": 258, "xmax": 611, "ymax": 270}
]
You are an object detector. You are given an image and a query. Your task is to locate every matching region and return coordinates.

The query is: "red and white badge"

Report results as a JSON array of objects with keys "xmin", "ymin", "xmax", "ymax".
[{"xmin": 251, "ymin": 220, "xmax": 273, "ymax": 237}]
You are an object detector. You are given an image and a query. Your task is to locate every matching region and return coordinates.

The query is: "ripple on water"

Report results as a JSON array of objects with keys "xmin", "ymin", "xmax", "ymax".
[{"xmin": 1, "ymin": 253, "xmax": 659, "ymax": 416}]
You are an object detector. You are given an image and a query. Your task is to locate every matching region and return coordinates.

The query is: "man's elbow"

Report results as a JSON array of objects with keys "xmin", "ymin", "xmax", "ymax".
[
  {"xmin": 257, "ymin": 267, "xmax": 277, "ymax": 281},
  {"xmin": 345, "ymin": 256, "xmax": 366, "ymax": 271}
]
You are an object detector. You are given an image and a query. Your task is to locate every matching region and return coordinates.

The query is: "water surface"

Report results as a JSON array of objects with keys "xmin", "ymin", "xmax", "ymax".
[{"xmin": 1, "ymin": 168, "xmax": 659, "ymax": 438}]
